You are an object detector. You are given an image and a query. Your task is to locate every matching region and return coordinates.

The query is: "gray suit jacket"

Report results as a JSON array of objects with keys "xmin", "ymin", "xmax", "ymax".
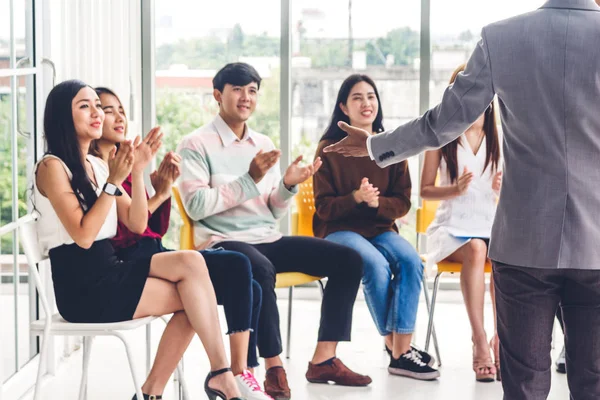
[{"xmin": 369, "ymin": 0, "xmax": 600, "ymax": 269}]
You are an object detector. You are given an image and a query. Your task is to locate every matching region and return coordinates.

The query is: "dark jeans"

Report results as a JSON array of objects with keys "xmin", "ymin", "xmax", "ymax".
[
  {"xmin": 118, "ymin": 237, "xmax": 262, "ymax": 368},
  {"xmin": 219, "ymin": 236, "xmax": 363, "ymax": 359},
  {"xmin": 493, "ymin": 261, "xmax": 600, "ymax": 400}
]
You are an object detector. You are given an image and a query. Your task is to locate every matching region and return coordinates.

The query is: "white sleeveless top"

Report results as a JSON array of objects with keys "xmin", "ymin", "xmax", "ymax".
[
  {"xmin": 426, "ymin": 135, "xmax": 500, "ymax": 265},
  {"xmin": 33, "ymin": 155, "xmax": 118, "ymax": 256}
]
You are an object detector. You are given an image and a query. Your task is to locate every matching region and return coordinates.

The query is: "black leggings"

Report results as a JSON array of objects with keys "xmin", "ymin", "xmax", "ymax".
[{"xmin": 219, "ymin": 236, "xmax": 363, "ymax": 359}]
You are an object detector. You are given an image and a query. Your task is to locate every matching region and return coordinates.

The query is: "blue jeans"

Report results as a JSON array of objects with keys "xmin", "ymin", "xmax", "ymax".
[{"xmin": 326, "ymin": 231, "xmax": 423, "ymax": 335}]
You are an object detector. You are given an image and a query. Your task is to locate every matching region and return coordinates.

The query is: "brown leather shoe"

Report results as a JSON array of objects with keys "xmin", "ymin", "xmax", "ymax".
[
  {"xmin": 264, "ymin": 367, "xmax": 291, "ymax": 400},
  {"xmin": 305, "ymin": 357, "xmax": 372, "ymax": 386}
]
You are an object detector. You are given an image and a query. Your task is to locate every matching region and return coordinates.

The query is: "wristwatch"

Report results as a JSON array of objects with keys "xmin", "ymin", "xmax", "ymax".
[{"xmin": 102, "ymin": 182, "xmax": 123, "ymax": 196}]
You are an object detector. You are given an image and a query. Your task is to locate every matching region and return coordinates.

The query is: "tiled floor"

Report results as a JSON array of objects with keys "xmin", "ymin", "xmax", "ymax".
[{"xmin": 19, "ymin": 288, "xmax": 569, "ymax": 399}]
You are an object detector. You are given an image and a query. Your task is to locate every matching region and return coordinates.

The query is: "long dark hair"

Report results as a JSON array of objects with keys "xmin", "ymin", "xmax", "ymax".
[
  {"xmin": 320, "ymin": 74, "xmax": 384, "ymax": 142},
  {"xmin": 89, "ymin": 86, "xmax": 125, "ymax": 157},
  {"xmin": 43, "ymin": 79, "xmax": 99, "ymax": 211},
  {"xmin": 441, "ymin": 64, "xmax": 500, "ymax": 183}
]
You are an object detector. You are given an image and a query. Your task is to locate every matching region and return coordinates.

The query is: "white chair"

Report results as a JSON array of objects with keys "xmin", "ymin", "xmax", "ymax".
[{"xmin": 19, "ymin": 215, "xmax": 190, "ymax": 400}]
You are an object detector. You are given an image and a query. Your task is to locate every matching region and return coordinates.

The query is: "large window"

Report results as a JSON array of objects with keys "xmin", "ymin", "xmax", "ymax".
[
  {"xmin": 0, "ymin": 0, "xmax": 38, "ymax": 383},
  {"xmin": 430, "ymin": 0, "xmax": 545, "ymax": 106},
  {"xmin": 151, "ymin": 0, "xmax": 546, "ymax": 250},
  {"xmin": 155, "ymin": 0, "xmax": 281, "ymax": 248},
  {"xmin": 291, "ymin": 0, "xmax": 421, "ymax": 244}
]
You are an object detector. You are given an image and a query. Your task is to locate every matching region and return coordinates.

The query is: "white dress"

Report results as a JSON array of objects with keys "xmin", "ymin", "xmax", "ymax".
[{"xmin": 426, "ymin": 135, "xmax": 499, "ymax": 267}]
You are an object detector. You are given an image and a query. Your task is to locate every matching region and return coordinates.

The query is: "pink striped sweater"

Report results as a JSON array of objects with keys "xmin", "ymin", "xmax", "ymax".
[{"xmin": 177, "ymin": 114, "xmax": 297, "ymax": 249}]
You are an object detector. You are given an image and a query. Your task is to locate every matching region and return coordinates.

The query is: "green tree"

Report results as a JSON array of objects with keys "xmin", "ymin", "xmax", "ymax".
[
  {"xmin": 156, "ymin": 29, "xmax": 280, "ymax": 70},
  {"xmin": 300, "ymin": 39, "xmax": 349, "ymax": 68},
  {"xmin": 228, "ymin": 24, "xmax": 245, "ymax": 59},
  {"xmin": 458, "ymin": 30, "xmax": 475, "ymax": 43},
  {"xmin": 0, "ymin": 95, "xmax": 29, "ymax": 254},
  {"xmin": 366, "ymin": 27, "xmax": 419, "ymax": 66}
]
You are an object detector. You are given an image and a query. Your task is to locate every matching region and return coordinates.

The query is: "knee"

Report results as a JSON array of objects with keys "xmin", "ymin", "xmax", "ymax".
[
  {"xmin": 251, "ymin": 280, "xmax": 262, "ymax": 306},
  {"xmin": 221, "ymin": 252, "xmax": 253, "ymax": 282},
  {"xmin": 465, "ymin": 239, "xmax": 488, "ymax": 264},
  {"xmin": 402, "ymin": 251, "xmax": 424, "ymax": 281},
  {"xmin": 181, "ymin": 251, "xmax": 209, "ymax": 278},
  {"xmin": 361, "ymin": 256, "xmax": 390, "ymax": 285},
  {"xmin": 251, "ymin": 262, "xmax": 276, "ymax": 287},
  {"xmin": 341, "ymin": 248, "xmax": 364, "ymax": 280}
]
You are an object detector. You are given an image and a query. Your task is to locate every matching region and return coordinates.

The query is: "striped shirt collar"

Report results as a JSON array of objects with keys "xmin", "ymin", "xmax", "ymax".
[{"xmin": 213, "ymin": 114, "xmax": 257, "ymax": 148}]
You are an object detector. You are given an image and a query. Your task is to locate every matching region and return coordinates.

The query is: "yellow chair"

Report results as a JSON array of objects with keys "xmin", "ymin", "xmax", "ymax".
[
  {"xmin": 172, "ymin": 187, "xmax": 195, "ymax": 251},
  {"xmin": 417, "ymin": 199, "xmax": 493, "ymax": 362},
  {"xmin": 172, "ymin": 185, "xmax": 323, "ymax": 359}
]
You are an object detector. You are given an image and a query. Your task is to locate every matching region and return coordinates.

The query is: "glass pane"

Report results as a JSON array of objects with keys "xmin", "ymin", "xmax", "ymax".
[
  {"xmin": 15, "ymin": 0, "xmax": 33, "ymax": 67},
  {"xmin": 0, "ymin": 91, "xmax": 14, "ymax": 244},
  {"xmin": 155, "ymin": 0, "xmax": 281, "ymax": 249},
  {"xmin": 17, "ymin": 76, "xmax": 33, "ymax": 218},
  {"xmin": 1, "ymin": 230, "xmax": 17, "ymax": 381},
  {"xmin": 17, "ymin": 76, "xmax": 35, "ymax": 369},
  {"xmin": 291, "ymin": 0, "xmax": 421, "ymax": 245},
  {"xmin": 430, "ymin": 0, "xmax": 544, "ymax": 107},
  {"xmin": 1, "ymin": 0, "xmax": 9, "ymax": 69}
]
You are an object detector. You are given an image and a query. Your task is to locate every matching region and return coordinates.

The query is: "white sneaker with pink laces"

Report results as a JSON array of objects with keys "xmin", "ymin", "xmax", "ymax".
[{"xmin": 235, "ymin": 370, "xmax": 273, "ymax": 400}]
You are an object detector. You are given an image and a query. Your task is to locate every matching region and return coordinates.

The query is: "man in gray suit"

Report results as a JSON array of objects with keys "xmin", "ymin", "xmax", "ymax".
[{"xmin": 325, "ymin": 0, "xmax": 600, "ymax": 398}]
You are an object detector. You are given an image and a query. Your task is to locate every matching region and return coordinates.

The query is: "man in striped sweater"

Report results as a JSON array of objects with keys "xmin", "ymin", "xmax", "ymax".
[{"xmin": 177, "ymin": 62, "xmax": 371, "ymax": 400}]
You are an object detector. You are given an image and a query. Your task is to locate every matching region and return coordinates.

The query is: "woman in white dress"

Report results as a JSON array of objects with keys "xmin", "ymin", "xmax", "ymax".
[{"xmin": 420, "ymin": 64, "xmax": 502, "ymax": 383}]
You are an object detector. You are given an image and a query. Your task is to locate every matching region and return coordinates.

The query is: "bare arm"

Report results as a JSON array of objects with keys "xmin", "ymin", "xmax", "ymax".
[
  {"xmin": 420, "ymin": 150, "xmax": 462, "ymax": 201},
  {"xmin": 36, "ymin": 159, "xmax": 116, "ymax": 249},
  {"xmin": 148, "ymin": 193, "xmax": 169, "ymax": 214},
  {"xmin": 115, "ymin": 170, "xmax": 148, "ymax": 234}
]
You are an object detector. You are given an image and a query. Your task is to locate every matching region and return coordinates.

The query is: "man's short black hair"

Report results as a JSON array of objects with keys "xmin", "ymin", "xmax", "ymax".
[{"xmin": 213, "ymin": 62, "xmax": 262, "ymax": 92}]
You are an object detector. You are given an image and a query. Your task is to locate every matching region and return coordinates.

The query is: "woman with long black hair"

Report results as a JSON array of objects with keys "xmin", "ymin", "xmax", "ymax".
[
  {"xmin": 91, "ymin": 86, "xmax": 268, "ymax": 400},
  {"xmin": 33, "ymin": 80, "xmax": 243, "ymax": 400},
  {"xmin": 313, "ymin": 74, "xmax": 439, "ymax": 381},
  {"xmin": 420, "ymin": 64, "xmax": 503, "ymax": 382}
]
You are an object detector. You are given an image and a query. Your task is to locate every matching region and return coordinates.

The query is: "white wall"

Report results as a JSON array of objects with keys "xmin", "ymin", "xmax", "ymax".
[{"xmin": 43, "ymin": 0, "xmax": 144, "ymax": 137}]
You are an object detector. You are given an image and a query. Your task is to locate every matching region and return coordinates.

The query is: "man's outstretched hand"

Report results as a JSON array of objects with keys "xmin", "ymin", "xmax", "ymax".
[{"xmin": 323, "ymin": 121, "xmax": 370, "ymax": 158}]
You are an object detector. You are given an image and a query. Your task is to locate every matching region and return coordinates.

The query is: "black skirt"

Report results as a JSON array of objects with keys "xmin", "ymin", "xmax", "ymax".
[{"xmin": 49, "ymin": 239, "xmax": 152, "ymax": 323}]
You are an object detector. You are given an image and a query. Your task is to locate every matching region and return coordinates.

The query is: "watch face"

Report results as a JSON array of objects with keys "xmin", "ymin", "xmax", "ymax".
[{"xmin": 104, "ymin": 183, "xmax": 118, "ymax": 195}]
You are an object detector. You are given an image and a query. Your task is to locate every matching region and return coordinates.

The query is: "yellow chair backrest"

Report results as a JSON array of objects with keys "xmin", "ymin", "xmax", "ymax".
[
  {"xmin": 416, "ymin": 174, "xmax": 441, "ymax": 234},
  {"xmin": 294, "ymin": 176, "xmax": 315, "ymax": 237},
  {"xmin": 172, "ymin": 187, "xmax": 195, "ymax": 250},
  {"xmin": 416, "ymin": 199, "xmax": 440, "ymax": 234}
]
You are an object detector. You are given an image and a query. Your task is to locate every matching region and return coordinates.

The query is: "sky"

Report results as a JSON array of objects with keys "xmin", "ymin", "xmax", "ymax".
[
  {"xmin": 0, "ymin": 0, "xmax": 547, "ymax": 46},
  {"xmin": 155, "ymin": 0, "xmax": 546, "ymax": 43}
]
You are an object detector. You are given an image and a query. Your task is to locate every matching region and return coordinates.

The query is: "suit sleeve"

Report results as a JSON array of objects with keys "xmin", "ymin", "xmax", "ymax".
[{"xmin": 371, "ymin": 28, "xmax": 496, "ymax": 167}]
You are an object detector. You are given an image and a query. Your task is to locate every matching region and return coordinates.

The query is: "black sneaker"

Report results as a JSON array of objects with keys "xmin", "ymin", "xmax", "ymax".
[
  {"xmin": 388, "ymin": 349, "xmax": 441, "ymax": 380},
  {"xmin": 385, "ymin": 345, "xmax": 436, "ymax": 367}
]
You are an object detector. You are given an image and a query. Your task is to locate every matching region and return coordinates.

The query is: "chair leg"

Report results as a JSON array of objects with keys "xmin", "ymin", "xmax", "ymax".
[
  {"xmin": 421, "ymin": 273, "xmax": 441, "ymax": 366},
  {"xmin": 78, "ymin": 336, "xmax": 93, "ymax": 400},
  {"xmin": 33, "ymin": 331, "xmax": 50, "ymax": 400},
  {"xmin": 317, "ymin": 280, "xmax": 324, "ymax": 297},
  {"xmin": 176, "ymin": 359, "xmax": 190, "ymax": 400},
  {"xmin": 146, "ymin": 323, "xmax": 152, "ymax": 375},
  {"xmin": 425, "ymin": 272, "xmax": 443, "ymax": 356},
  {"xmin": 286, "ymin": 286, "xmax": 293, "ymax": 359},
  {"xmin": 112, "ymin": 332, "xmax": 144, "ymax": 400}
]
